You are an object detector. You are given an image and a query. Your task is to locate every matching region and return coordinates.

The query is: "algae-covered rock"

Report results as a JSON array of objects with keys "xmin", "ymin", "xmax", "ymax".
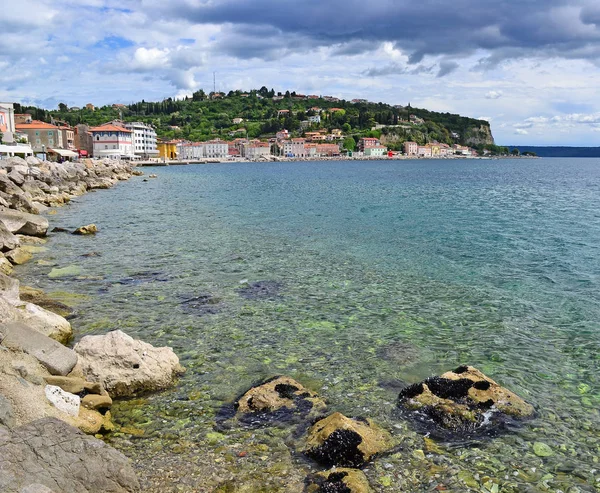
[
  {"xmin": 533, "ymin": 442, "xmax": 554, "ymax": 457},
  {"xmin": 236, "ymin": 376, "xmax": 326, "ymax": 425},
  {"xmin": 19, "ymin": 286, "xmax": 76, "ymax": 319},
  {"xmin": 303, "ymin": 412, "xmax": 392, "ymax": 467},
  {"xmin": 48, "ymin": 265, "xmax": 82, "ymax": 279},
  {"xmin": 305, "ymin": 468, "xmax": 373, "ymax": 493},
  {"xmin": 397, "ymin": 366, "xmax": 534, "ymax": 436}
]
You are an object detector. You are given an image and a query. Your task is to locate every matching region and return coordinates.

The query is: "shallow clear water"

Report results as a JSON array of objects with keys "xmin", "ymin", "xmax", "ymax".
[{"xmin": 18, "ymin": 159, "xmax": 600, "ymax": 492}]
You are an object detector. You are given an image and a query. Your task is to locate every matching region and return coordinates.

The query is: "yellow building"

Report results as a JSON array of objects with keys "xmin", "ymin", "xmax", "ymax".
[{"xmin": 157, "ymin": 140, "xmax": 178, "ymax": 160}]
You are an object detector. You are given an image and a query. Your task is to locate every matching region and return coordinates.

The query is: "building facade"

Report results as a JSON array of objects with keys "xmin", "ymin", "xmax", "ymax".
[
  {"xmin": 15, "ymin": 120, "xmax": 64, "ymax": 153},
  {"xmin": 358, "ymin": 137, "xmax": 380, "ymax": 152},
  {"xmin": 157, "ymin": 140, "xmax": 178, "ymax": 160},
  {"xmin": 404, "ymin": 141, "xmax": 418, "ymax": 156},
  {"xmin": 59, "ymin": 126, "xmax": 75, "ymax": 150},
  {"xmin": 364, "ymin": 146, "xmax": 388, "ymax": 157},
  {"xmin": 177, "ymin": 140, "xmax": 229, "ymax": 160},
  {"xmin": 89, "ymin": 123, "xmax": 133, "ymax": 159},
  {"xmin": 122, "ymin": 121, "xmax": 158, "ymax": 158},
  {"xmin": 0, "ymin": 103, "xmax": 16, "ymax": 143},
  {"xmin": 74, "ymin": 124, "xmax": 94, "ymax": 156},
  {"xmin": 245, "ymin": 142, "xmax": 271, "ymax": 159},
  {"xmin": 283, "ymin": 138, "xmax": 308, "ymax": 157}
]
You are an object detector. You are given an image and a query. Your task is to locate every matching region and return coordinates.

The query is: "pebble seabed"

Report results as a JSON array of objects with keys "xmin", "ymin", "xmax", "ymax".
[{"xmin": 17, "ymin": 162, "xmax": 600, "ymax": 493}]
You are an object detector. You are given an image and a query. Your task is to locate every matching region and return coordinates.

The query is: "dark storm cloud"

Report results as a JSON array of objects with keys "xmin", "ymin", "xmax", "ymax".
[{"xmin": 165, "ymin": 0, "xmax": 600, "ymax": 67}]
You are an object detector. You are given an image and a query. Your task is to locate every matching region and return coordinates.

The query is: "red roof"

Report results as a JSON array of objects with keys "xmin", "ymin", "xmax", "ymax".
[
  {"xmin": 89, "ymin": 124, "xmax": 131, "ymax": 133},
  {"xmin": 15, "ymin": 120, "xmax": 57, "ymax": 130}
]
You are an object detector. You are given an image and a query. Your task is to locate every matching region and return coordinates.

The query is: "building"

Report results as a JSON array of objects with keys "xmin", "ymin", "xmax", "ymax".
[
  {"xmin": 275, "ymin": 130, "xmax": 289, "ymax": 141},
  {"xmin": 404, "ymin": 141, "xmax": 418, "ymax": 156},
  {"xmin": 122, "ymin": 121, "xmax": 158, "ymax": 158},
  {"xmin": 364, "ymin": 146, "xmax": 388, "ymax": 157},
  {"xmin": 177, "ymin": 140, "xmax": 229, "ymax": 160},
  {"xmin": 277, "ymin": 110, "xmax": 290, "ymax": 117},
  {"xmin": 14, "ymin": 114, "xmax": 32, "ymax": 124},
  {"xmin": 86, "ymin": 104, "xmax": 95, "ymax": 111},
  {"xmin": 15, "ymin": 120, "xmax": 63, "ymax": 153},
  {"xmin": 59, "ymin": 126, "xmax": 75, "ymax": 150},
  {"xmin": 0, "ymin": 103, "xmax": 16, "ymax": 143},
  {"xmin": 417, "ymin": 146, "xmax": 432, "ymax": 157},
  {"xmin": 89, "ymin": 123, "xmax": 133, "ymax": 159},
  {"xmin": 308, "ymin": 115, "xmax": 321, "ymax": 124},
  {"xmin": 245, "ymin": 142, "xmax": 271, "ymax": 159},
  {"xmin": 74, "ymin": 124, "xmax": 93, "ymax": 157},
  {"xmin": 232, "ymin": 118, "xmax": 244, "ymax": 124},
  {"xmin": 283, "ymin": 138, "xmax": 308, "ymax": 157},
  {"xmin": 157, "ymin": 140, "xmax": 178, "ymax": 160},
  {"xmin": 358, "ymin": 137, "xmax": 380, "ymax": 152},
  {"xmin": 316, "ymin": 143, "xmax": 340, "ymax": 157}
]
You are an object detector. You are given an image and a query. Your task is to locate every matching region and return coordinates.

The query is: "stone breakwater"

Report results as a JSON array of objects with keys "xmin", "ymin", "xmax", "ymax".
[{"xmin": 0, "ymin": 156, "xmax": 184, "ymax": 493}]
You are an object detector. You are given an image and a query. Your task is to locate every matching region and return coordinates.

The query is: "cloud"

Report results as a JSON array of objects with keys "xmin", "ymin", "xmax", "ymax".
[
  {"xmin": 485, "ymin": 90, "xmax": 503, "ymax": 99},
  {"xmin": 437, "ymin": 61, "xmax": 459, "ymax": 77},
  {"xmin": 515, "ymin": 129, "xmax": 529, "ymax": 135}
]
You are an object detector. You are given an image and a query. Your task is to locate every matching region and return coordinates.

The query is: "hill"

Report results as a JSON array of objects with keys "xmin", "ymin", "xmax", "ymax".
[{"xmin": 14, "ymin": 88, "xmax": 495, "ymax": 151}]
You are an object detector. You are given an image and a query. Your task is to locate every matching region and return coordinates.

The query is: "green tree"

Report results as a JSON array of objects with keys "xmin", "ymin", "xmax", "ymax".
[
  {"xmin": 511, "ymin": 148, "xmax": 520, "ymax": 156},
  {"xmin": 342, "ymin": 123, "xmax": 351, "ymax": 133},
  {"xmin": 343, "ymin": 137, "xmax": 356, "ymax": 152}
]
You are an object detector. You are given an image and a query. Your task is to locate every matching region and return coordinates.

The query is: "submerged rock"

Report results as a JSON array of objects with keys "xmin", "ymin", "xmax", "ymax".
[
  {"xmin": 397, "ymin": 366, "xmax": 534, "ymax": 437},
  {"xmin": 19, "ymin": 286, "xmax": 76, "ymax": 319},
  {"xmin": 303, "ymin": 412, "xmax": 392, "ymax": 468},
  {"xmin": 116, "ymin": 270, "xmax": 170, "ymax": 285},
  {"xmin": 0, "ymin": 417, "xmax": 139, "ymax": 493},
  {"xmin": 238, "ymin": 280, "xmax": 282, "ymax": 300},
  {"xmin": 234, "ymin": 376, "xmax": 326, "ymax": 426},
  {"xmin": 180, "ymin": 293, "xmax": 222, "ymax": 315},
  {"xmin": 305, "ymin": 468, "xmax": 373, "ymax": 493},
  {"xmin": 74, "ymin": 330, "xmax": 185, "ymax": 397}
]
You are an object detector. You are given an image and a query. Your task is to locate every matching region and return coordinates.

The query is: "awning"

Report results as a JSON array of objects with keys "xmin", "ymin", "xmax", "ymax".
[
  {"xmin": 49, "ymin": 148, "xmax": 78, "ymax": 158},
  {"xmin": 78, "ymin": 150, "xmax": 88, "ymax": 156},
  {"xmin": 0, "ymin": 144, "xmax": 34, "ymax": 155}
]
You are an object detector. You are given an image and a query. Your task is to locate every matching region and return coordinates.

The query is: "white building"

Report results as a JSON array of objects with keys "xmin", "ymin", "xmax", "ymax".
[
  {"xmin": 177, "ymin": 140, "xmax": 229, "ymax": 160},
  {"xmin": 122, "ymin": 121, "xmax": 158, "ymax": 158},
  {"xmin": 283, "ymin": 139, "xmax": 308, "ymax": 157},
  {"xmin": 308, "ymin": 115, "xmax": 321, "ymax": 124},
  {"xmin": 90, "ymin": 123, "xmax": 134, "ymax": 159},
  {"xmin": 0, "ymin": 103, "xmax": 16, "ymax": 143}
]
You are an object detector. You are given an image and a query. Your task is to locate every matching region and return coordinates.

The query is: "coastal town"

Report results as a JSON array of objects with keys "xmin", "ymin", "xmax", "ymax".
[{"xmin": 0, "ymin": 95, "xmax": 497, "ymax": 163}]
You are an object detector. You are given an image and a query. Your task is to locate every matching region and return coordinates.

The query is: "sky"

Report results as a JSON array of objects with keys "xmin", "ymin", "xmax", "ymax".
[{"xmin": 2, "ymin": 1, "xmax": 600, "ymax": 146}]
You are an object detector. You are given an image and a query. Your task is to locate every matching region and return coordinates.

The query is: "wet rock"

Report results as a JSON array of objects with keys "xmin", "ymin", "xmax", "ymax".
[
  {"xmin": 72, "ymin": 224, "xmax": 97, "ymax": 235},
  {"xmin": 305, "ymin": 468, "xmax": 373, "ymax": 493},
  {"xmin": 238, "ymin": 280, "xmax": 283, "ymax": 300},
  {"xmin": 74, "ymin": 330, "xmax": 185, "ymax": 398},
  {"xmin": 303, "ymin": 412, "xmax": 392, "ymax": 468},
  {"xmin": 0, "ymin": 207, "xmax": 49, "ymax": 237},
  {"xmin": 235, "ymin": 376, "xmax": 326, "ymax": 426},
  {"xmin": 48, "ymin": 265, "xmax": 82, "ymax": 279},
  {"xmin": 180, "ymin": 293, "xmax": 222, "ymax": 315},
  {"xmin": 81, "ymin": 251, "xmax": 101, "ymax": 257},
  {"xmin": 0, "ymin": 417, "xmax": 139, "ymax": 493},
  {"xmin": 19, "ymin": 287, "xmax": 76, "ymax": 319},
  {"xmin": 51, "ymin": 227, "xmax": 70, "ymax": 233},
  {"xmin": 5, "ymin": 247, "xmax": 32, "ymax": 265},
  {"xmin": 81, "ymin": 394, "xmax": 112, "ymax": 412},
  {"xmin": 0, "ymin": 321, "xmax": 77, "ymax": 376},
  {"xmin": 0, "ymin": 254, "xmax": 13, "ymax": 275},
  {"xmin": 0, "ymin": 220, "xmax": 19, "ymax": 252},
  {"xmin": 397, "ymin": 366, "xmax": 534, "ymax": 437}
]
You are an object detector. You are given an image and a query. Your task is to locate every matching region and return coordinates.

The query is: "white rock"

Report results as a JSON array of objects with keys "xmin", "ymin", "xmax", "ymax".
[
  {"xmin": 44, "ymin": 385, "xmax": 80, "ymax": 417},
  {"xmin": 74, "ymin": 330, "xmax": 185, "ymax": 397}
]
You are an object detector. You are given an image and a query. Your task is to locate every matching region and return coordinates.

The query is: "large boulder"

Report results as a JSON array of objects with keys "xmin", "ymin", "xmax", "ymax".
[
  {"xmin": 5, "ymin": 247, "xmax": 32, "ymax": 265},
  {"xmin": 0, "ymin": 221, "xmax": 19, "ymax": 253},
  {"xmin": 0, "ymin": 297, "xmax": 73, "ymax": 343},
  {"xmin": 235, "ymin": 376, "xmax": 326, "ymax": 425},
  {"xmin": 303, "ymin": 412, "xmax": 392, "ymax": 468},
  {"xmin": 0, "ymin": 273, "xmax": 20, "ymax": 303},
  {"xmin": 397, "ymin": 366, "xmax": 534, "ymax": 436},
  {"xmin": 74, "ymin": 330, "xmax": 185, "ymax": 397},
  {"xmin": 0, "ymin": 208, "xmax": 48, "ymax": 237},
  {"xmin": 0, "ymin": 254, "xmax": 12, "ymax": 275},
  {"xmin": 0, "ymin": 418, "xmax": 139, "ymax": 493},
  {"xmin": 305, "ymin": 468, "xmax": 373, "ymax": 493},
  {"xmin": 0, "ymin": 321, "xmax": 77, "ymax": 376}
]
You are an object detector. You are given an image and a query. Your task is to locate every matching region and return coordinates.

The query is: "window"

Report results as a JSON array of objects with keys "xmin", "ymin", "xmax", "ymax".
[
  {"xmin": 105, "ymin": 145, "xmax": 108, "ymax": 149},
  {"xmin": 48, "ymin": 131, "xmax": 53, "ymax": 136},
  {"xmin": 48, "ymin": 139, "xmax": 54, "ymax": 145},
  {"xmin": 36, "ymin": 139, "xmax": 41, "ymax": 144},
  {"xmin": 113, "ymin": 145, "xmax": 116, "ymax": 149}
]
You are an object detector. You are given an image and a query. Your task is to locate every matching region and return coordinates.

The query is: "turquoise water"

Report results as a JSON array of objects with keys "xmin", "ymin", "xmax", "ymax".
[{"xmin": 18, "ymin": 159, "xmax": 600, "ymax": 492}]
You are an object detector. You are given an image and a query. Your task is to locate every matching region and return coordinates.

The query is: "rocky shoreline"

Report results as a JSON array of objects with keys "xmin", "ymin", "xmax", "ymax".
[{"xmin": 0, "ymin": 156, "xmax": 184, "ymax": 493}]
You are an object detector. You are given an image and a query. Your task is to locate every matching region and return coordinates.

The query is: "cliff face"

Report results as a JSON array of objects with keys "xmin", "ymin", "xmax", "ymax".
[{"xmin": 464, "ymin": 124, "xmax": 495, "ymax": 146}]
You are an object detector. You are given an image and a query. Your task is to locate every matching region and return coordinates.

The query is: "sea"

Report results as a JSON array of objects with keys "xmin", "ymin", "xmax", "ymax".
[{"xmin": 18, "ymin": 158, "xmax": 600, "ymax": 492}]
